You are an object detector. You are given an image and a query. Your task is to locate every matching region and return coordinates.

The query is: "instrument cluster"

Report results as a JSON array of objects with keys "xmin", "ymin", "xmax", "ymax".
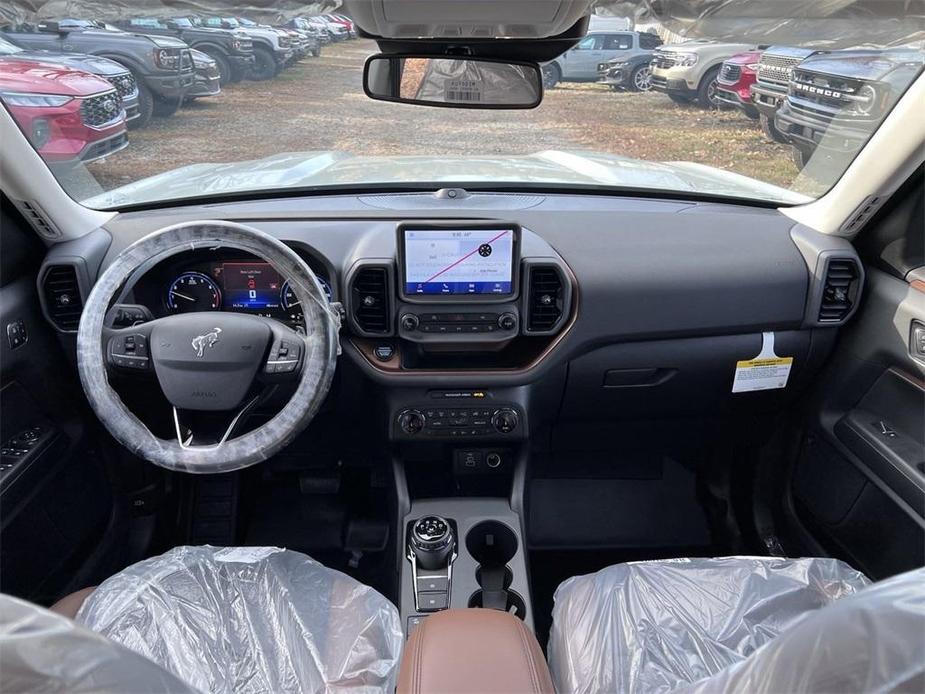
[{"xmin": 132, "ymin": 252, "xmax": 334, "ymax": 332}]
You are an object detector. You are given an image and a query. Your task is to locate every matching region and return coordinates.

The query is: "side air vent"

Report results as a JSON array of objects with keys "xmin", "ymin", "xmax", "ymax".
[
  {"xmin": 818, "ymin": 258, "xmax": 860, "ymax": 323},
  {"xmin": 15, "ymin": 200, "xmax": 62, "ymax": 240},
  {"xmin": 350, "ymin": 266, "xmax": 391, "ymax": 334},
  {"xmin": 526, "ymin": 265, "xmax": 566, "ymax": 333},
  {"xmin": 41, "ymin": 264, "xmax": 84, "ymax": 331}
]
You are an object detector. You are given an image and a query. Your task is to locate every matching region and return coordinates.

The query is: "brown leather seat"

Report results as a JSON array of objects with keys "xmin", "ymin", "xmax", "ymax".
[
  {"xmin": 48, "ymin": 587, "xmax": 95, "ymax": 620},
  {"xmin": 397, "ymin": 609, "xmax": 554, "ymax": 694}
]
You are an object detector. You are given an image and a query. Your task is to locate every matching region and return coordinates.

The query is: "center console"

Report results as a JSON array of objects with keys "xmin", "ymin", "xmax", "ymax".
[{"xmin": 400, "ymin": 498, "xmax": 533, "ymax": 636}]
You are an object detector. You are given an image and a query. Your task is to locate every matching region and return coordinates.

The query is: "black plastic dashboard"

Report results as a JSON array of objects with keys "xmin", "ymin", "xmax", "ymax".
[{"xmin": 37, "ymin": 191, "xmax": 864, "ymax": 438}]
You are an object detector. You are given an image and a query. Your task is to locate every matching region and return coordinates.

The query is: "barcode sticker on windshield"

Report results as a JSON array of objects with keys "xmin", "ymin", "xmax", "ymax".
[
  {"xmin": 732, "ymin": 332, "xmax": 793, "ymax": 393},
  {"xmin": 444, "ymin": 79, "xmax": 482, "ymax": 103}
]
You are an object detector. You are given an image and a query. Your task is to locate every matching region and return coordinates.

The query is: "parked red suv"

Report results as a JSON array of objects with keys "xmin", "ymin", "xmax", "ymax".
[
  {"xmin": 715, "ymin": 50, "xmax": 763, "ymax": 119},
  {"xmin": 0, "ymin": 56, "xmax": 128, "ymax": 165}
]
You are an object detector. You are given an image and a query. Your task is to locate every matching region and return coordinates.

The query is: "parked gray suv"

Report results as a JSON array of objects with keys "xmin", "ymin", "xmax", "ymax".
[
  {"xmin": 543, "ymin": 31, "xmax": 660, "ymax": 89},
  {"xmin": 597, "ymin": 31, "xmax": 664, "ymax": 91}
]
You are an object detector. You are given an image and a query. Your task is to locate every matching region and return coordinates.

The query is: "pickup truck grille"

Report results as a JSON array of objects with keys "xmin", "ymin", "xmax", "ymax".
[
  {"xmin": 80, "ymin": 90, "xmax": 123, "ymax": 128},
  {"xmin": 108, "ymin": 72, "xmax": 138, "ymax": 99},
  {"xmin": 652, "ymin": 52, "xmax": 677, "ymax": 69},
  {"xmin": 757, "ymin": 53, "xmax": 803, "ymax": 89},
  {"xmin": 719, "ymin": 62, "xmax": 741, "ymax": 84}
]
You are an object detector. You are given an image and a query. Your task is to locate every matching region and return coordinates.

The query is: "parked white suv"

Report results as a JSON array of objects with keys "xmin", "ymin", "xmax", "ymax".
[{"xmin": 650, "ymin": 40, "xmax": 755, "ymax": 107}]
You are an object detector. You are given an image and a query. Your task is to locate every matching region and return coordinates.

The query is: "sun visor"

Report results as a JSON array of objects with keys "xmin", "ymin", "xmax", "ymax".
[{"xmin": 596, "ymin": 0, "xmax": 925, "ymax": 48}]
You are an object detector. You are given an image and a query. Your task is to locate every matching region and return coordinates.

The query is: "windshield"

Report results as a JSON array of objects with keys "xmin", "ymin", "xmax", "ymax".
[{"xmin": 1, "ymin": 2, "xmax": 922, "ymax": 210}]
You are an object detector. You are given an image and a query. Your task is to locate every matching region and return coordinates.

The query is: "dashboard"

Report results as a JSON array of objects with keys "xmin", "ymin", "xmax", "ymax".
[{"xmin": 38, "ymin": 191, "xmax": 864, "ymax": 445}]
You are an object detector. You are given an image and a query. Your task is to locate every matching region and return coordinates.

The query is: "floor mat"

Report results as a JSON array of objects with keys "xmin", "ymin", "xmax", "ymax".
[
  {"xmin": 528, "ymin": 457, "xmax": 712, "ymax": 549},
  {"xmin": 241, "ymin": 468, "xmax": 393, "ymax": 600}
]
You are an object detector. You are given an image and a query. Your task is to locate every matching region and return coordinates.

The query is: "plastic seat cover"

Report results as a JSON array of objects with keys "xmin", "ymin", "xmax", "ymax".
[
  {"xmin": 75, "ymin": 545, "xmax": 404, "ymax": 693},
  {"xmin": 0, "ymin": 593, "xmax": 198, "ymax": 693},
  {"xmin": 548, "ymin": 556, "xmax": 883, "ymax": 694}
]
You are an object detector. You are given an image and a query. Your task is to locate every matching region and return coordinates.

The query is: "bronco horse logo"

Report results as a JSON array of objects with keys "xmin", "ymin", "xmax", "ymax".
[{"xmin": 191, "ymin": 328, "xmax": 222, "ymax": 358}]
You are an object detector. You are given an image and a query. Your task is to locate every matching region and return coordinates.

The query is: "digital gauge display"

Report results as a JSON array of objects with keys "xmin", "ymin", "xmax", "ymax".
[{"xmin": 219, "ymin": 262, "xmax": 283, "ymax": 310}]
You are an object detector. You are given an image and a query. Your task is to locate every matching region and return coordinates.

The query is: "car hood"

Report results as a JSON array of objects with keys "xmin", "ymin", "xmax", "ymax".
[
  {"xmin": 239, "ymin": 27, "xmax": 283, "ymax": 40},
  {"xmin": 0, "ymin": 56, "xmax": 113, "ymax": 95},
  {"xmin": 658, "ymin": 41, "xmax": 755, "ymax": 55},
  {"xmin": 798, "ymin": 48, "xmax": 925, "ymax": 80},
  {"xmin": 725, "ymin": 51, "xmax": 763, "ymax": 65},
  {"xmin": 9, "ymin": 50, "xmax": 127, "ymax": 76},
  {"xmin": 84, "ymin": 151, "xmax": 808, "ymax": 208}
]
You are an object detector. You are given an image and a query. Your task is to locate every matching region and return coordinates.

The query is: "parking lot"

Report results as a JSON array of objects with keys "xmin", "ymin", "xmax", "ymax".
[{"xmin": 86, "ymin": 38, "xmax": 798, "ymax": 193}]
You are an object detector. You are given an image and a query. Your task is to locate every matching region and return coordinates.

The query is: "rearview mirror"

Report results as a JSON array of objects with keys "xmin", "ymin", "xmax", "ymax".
[{"xmin": 363, "ymin": 55, "xmax": 543, "ymax": 109}]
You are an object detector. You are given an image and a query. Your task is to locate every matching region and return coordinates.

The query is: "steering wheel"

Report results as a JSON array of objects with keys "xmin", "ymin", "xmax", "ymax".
[{"xmin": 77, "ymin": 221, "xmax": 339, "ymax": 473}]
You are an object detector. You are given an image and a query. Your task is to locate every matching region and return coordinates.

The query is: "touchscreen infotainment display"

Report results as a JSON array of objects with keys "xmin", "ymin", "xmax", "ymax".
[
  {"xmin": 220, "ymin": 262, "xmax": 283, "ymax": 310},
  {"xmin": 403, "ymin": 229, "xmax": 514, "ymax": 296}
]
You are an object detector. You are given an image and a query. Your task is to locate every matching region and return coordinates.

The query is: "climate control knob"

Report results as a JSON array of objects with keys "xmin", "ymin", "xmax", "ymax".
[
  {"xmin": 498, "ymin": 312, "xmax": 517, "ymax": 331},
  {"xmin": 491, "ymin": 408, "xmax": 519, "ymax": 434},
  {"xmin": 398, "ymin": 409, "xmax": 426, "ymax": 435},
  {"xmin": 400, "ymin": 314, "xmax": 420, "ymax": 331}
]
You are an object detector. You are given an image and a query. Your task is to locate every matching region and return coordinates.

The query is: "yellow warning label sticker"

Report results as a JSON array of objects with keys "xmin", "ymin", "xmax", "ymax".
[{"xmin": 732, "ymin": 356, "xmax": 793, "ymax": 393}]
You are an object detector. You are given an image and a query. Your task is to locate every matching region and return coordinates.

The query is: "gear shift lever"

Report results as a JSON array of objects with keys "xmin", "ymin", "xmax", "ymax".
[{"xmin": 410, "ymin": 515, "xmax": 455, "ymax": 570}]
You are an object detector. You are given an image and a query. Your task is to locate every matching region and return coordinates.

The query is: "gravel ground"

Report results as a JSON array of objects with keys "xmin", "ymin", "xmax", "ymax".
[{"xmin": 82, "ymin": 39, "xmax": 799, "ymax": 195}]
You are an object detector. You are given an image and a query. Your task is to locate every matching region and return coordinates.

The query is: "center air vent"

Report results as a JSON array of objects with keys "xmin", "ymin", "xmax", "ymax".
[
  {"xmin": 818, "ymin": 258, "xmax": 860, "ymax": 323},
  {"xmin": 41, "ymin": 264, "xmax": 84, "ymax": 331},
  {"xmin": 526, "ymin": 265, "xmax": 566, "ymax": 333},
  {"xmin": 350, "ymin": 266, "xmax": 391, "ymax": 335}
]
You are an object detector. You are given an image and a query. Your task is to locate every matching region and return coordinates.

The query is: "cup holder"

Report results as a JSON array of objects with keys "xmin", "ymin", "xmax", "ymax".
[
  {"xmin": 475, "ymin": 565, "xmax": 513, "ymax": 589},
  {"xmin": 465, "ymin": 521, "xmax": 518, "ymax": 565},
  {"xmin": 466, "ymin": 521, "xmax": 523, "ymax": 619},
  {"xmin": 468, "ymin": 590, "xmax": 527, "ymax": 620}
]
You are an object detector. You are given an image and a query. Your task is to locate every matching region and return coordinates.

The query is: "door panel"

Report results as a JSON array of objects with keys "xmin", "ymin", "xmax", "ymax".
[
  {"xmin": 786, "ymin": 175, "xmax": 925, "ymax": 580},
  {"xmin": 0, "ymin": 201, "xmax": 115, "ymax": 603}
]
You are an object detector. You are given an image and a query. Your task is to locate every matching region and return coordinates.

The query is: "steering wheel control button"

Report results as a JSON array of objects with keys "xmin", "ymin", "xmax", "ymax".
[
  {"xmin": 108, "ymin": 333, "xmax": 150, "ymax": 371},
  {"xmin": 265, "ymin": 337, "xmax": 302, "ymax": 375},
  {"xmin": 6, "ymin": 319, "xmax": 27, "ymax": 350}
]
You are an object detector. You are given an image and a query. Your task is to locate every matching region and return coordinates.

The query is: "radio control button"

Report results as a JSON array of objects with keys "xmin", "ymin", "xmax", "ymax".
[
  {"xmin": 498, "ymin": 313, "xmax": 517, "ymax": 331},
  {"xmin": 400, "ymin": 314, "xmax": 420, "ymax": 331}
]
